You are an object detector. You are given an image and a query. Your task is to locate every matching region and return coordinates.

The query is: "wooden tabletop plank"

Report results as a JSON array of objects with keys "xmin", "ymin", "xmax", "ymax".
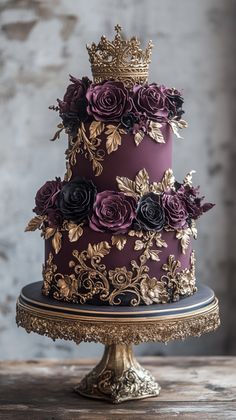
[{"xmin": 0, "ymin": 357, "xmax": 235, "ymax": 419}]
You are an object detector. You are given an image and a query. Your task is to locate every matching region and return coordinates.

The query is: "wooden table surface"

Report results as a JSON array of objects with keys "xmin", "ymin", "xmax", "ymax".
[{"xmin": 0, "ymin": 357, "xmax": 235, "ymax": 419}]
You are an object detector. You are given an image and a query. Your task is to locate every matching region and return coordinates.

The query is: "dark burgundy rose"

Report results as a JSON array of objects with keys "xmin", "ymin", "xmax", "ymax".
[
  {"xmin": 162, "ymin": 191, "xmax": 188, "ymax": 229},
  {"xmin": 58, "ymin": 177, "xmax": 97, "ymax": 224},
  {"xmin": 135, "ymin": 193, "xmax": 166, "ymax": 231},
  {"xmin": 132, "ymin": 84, "xmax": 169, "ymax": 122},
  {"xmin": 33, "ymin": 178, "xmax": 63, "ymax": 215},
  {"xmin": 86, "ymin": 80, "xmax": 132, "ymax": 122},
  {"xmin": 178, "ymin": 185, "xmax": 215, "ymax": 220},
  {"xmin": 57, "ymin": 76, "xmax": 91, "ymax": 136},
  {"xmin": 164, "ymin": 87, "xmax": 184, "ymax": 120},
  {"xmin": 58, "ymin": 75, "xmax": 91, "ymax": 115},
  {"xmin": 59, "ymin": 112, "xmax": 81, "ymax": 138},
  {"xmin": 89, "ymin": 191, "xmax": 136, "ymax": 233},
  {"xmin": 47, "ymin": 208, "xmax": 63, "ymax": 228},
  {"xmin": 121, "ymin": 112, "xmax": 139, "ymax": 131}
]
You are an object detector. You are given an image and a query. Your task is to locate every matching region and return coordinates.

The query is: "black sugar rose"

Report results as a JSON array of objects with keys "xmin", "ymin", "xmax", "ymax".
[
  {"xmin": 162, "ymin": 191, "xmax": 188, "ymax": 229},
  {"xmin": 34, "ymin": 178, "xmax": 63, "ymax": 215},
  {"xmin": 58, "ymin": 177, "xmax": 97, "ymax": 224},
  {"xmin": 164, "ymin": 87, "xmax": 184, "ymax": 120},
  {"xmin": 132, "ymin": 84, "xmax": 169, "ymax": 122},
  {"xmin": 121, "ymin": 112, "xmax": 139, "ymax": 131},
  {"xmin": 89, "ymin": 191, "xmax": 136, "ymax": 233},
  {"xmin": 86, "ymin": 80, "xmax": 132, "ymax": 122},
  {"xmin": 136, "ymin": 192, "xmax": 165, "ymax": 231}
]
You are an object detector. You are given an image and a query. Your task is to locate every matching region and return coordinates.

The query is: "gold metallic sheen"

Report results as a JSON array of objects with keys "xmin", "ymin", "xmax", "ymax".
[{"xmin": 86, "ymin": 25, "xmax": 154, "ymax": 87}]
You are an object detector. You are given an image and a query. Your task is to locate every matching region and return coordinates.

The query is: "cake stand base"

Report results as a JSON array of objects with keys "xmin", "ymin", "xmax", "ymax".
[
  {"xmin": 75, "ymin": 343, "xmax": 160, "ymax": 403},
  {"xmin": 16, "ymin": 282, "xmax": 220, "ymax": 404}
]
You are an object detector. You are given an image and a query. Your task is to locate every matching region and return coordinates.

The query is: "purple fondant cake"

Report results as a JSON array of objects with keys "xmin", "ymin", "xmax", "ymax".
[{"xmin": 26, "ymin": 25, "xmax": 214, "ymax": 306}]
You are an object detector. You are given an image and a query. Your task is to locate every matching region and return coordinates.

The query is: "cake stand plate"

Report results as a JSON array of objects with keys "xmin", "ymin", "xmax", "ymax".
[{"xmin": 16, "ymin": 282, "xmax": 220, "ymax": 404}]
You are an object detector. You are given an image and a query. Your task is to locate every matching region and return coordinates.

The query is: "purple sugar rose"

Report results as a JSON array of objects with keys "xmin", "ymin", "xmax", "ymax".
[
  {"xmin": 89, "ymin": 191, "xmax": 136, "ymax": 233},
  {"xmin": 33, "ymin": 178, "xmax": 63, "ymax": 216},
  {"xmin": 135, "ymin": 193, "xmax": 166, "ymax": 231},
  {"xmin": 86, "ymin": 80, "xmax": 132, "ymax": 122},
  {"xmin": 164, "ymin": 87, "xmax": 184, "ymax": 120},
  {"xmin": 132, "ymin": 84, "xmax": 169, "ymax": 122},
  {"xmin": 178, "ymin": 185, "xmax": 215, "ymax": 220},
  {"xmin": 162, "ymin": 191, "xmax": 188, "ymax": 229}
]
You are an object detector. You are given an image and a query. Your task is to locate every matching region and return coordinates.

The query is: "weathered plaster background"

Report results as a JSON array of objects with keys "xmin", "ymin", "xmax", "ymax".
[{"xmin": 0, "ymin": 0, "xmax": 235, "ymax": 359}]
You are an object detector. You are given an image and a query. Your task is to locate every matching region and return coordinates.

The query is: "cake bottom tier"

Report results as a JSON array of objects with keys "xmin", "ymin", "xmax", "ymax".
[{"xmin": 43, "ymin": 228, "xmax": 196, "ymax": 306}]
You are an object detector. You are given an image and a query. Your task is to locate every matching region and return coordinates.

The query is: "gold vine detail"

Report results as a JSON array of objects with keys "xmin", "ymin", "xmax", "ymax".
[
  {"xmin": 42, "ymin": 239, "xmax": 196, "ymax": 306},
  {"xmin": 64, "ymin": 122, "xmax": 126, "ymax": 180}
]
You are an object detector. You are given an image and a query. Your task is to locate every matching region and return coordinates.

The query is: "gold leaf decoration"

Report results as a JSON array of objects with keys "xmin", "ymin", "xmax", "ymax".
[
  {"xmin": 183, "ymin": 170, "xmax": 196, "ymax": 187},
  {"xmin": 190, "ymin": 220, "xmax": 198, "ymax": 239},
  {"xmin": 149, "ymin": 182, "xmax": 163, "ymax": 195},
  {"xmin": 116, "ymin": 176, "xmax": 137, "ymax": 198},
  {"xmin": 105, "ymin": 124, "xmax": 124, "ymax": 154},
  {"xmin": 92, "ymin": 159, "xmax": 103, "ymax": 176},
  {"xmin": 149, "ymin": 169, "xmax": 175, "ymax": 194},
  {"xmin": 170, "ymin": 119, "xmax": 188, "ymax": 139},
  {"xmin": 89, "ymin": 121, "xmax": 105, "ymax": 138},
  {"xmin": 134, "ymin": 130, "xmax": 145, "ymax": 146},
  {"xmin": 148, "ymin": 121, "xmax": 165, "ymax": 143},
  {"xmin": 64, "ymin": 162, "xmax": 72, "ymax": 182},
  {"xmin": 68, "ymin": 224, "xmax": 83, "ymax": 242},
  {"xmin": 147, "ymin": 249, "xmax": 161, "ymax": 261},
  {"xmin": 178, "ymin": 119, "xmax": 188, "ymax": 129},
  {"xmin": 154, "ymin": 233, "xmax": 168, "ymax": 248},
  {"xmin": 44, "ymin": 227, "xmax": 56, "ymax": 240},
  {"xmin": 176, "ymin": 228, "xmax": 192, "ymax": 254},
  {"xmin": 25, "ymin": 216, "xmax": 46, "ymax": 232},
  {"xmin": 52, "ymin": 231, "xmax": 62, "ymax": 254},
  {"xmin": 134, "ymin": 240, "xmax": 144, "ymax": 251},
  {"xmin": 87, "ymin": 241, "xmax": 111, "ymax": 258},
  {"xmin": 161, "ymin": 168, "xmax": 175, "ymax": 192},
  {"xmin": 111, "ymin": 235, "xmax": 127, "ymax": 251},
  {"xmin": 135, "ymin": 168, "xmax": 149, "ymax": 195}
]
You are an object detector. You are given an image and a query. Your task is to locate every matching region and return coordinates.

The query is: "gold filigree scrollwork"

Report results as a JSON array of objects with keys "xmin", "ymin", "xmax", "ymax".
[
  {"xmin": 64, "ymin": 122, "xmax": 127, "ymax": 178},
  {"xmin": 43, "ymin": 237, "xmax": 197, "ymax": 306},
  {"xmin": 42, "ymin": 253, "xmax": 57, "ymax": 296}
]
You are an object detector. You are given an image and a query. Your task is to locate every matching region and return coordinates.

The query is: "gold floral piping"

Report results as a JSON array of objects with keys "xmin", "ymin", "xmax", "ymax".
[{"xmin": 42, "ymin": 241, "xmax": 197, "ymax": 306}]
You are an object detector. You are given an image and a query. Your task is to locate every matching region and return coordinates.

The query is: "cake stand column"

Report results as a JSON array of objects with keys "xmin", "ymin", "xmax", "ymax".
[{"xmin": 75, "ymin": 343, "xmax": 161, "ymax": 403}]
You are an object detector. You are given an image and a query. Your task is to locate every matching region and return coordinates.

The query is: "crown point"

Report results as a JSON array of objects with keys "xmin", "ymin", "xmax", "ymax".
[{"xmin": 115, "ymin": 24, "xmax": 122, "ymax": 35}]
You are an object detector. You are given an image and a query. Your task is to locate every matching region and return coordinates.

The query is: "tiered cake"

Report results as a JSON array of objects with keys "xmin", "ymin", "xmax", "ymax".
[{"xmin": 26, "ymin": 25, "xmax": 214, "ymax": 307}]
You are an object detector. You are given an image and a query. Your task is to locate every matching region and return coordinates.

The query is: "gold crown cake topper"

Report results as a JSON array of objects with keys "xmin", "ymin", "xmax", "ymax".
[{"xmin": 86, "ymin": 24, "xmax": 154, "ymax": 87}]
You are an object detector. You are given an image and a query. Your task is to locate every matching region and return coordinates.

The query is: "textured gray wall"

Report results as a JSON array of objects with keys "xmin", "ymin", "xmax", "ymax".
[{"xmin": 0, "ymin": 0, "xmax": 235, "ymax": 359}]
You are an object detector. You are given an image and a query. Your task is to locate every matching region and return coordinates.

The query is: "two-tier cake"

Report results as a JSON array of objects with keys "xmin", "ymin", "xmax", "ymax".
[{"xmin": 26, "ymin": 25, "xmax": 214, "ymax": 307}]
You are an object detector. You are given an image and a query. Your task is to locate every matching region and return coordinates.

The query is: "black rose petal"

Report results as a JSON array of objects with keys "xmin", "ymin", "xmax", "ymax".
[
  {"xmin": 135, "ymin": 192, "xmax": 166, "ymax": 231},
  {"xmin": 58, "ymin": 177, "xmax": 97, "ymax": 224},
  {"xmin": 121, "ymin": 112, "xmax": 139, "ymax": 131}
]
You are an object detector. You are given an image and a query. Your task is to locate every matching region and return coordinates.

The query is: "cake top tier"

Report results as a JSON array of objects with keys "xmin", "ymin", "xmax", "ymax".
[{"xmin": 86, "ymin": 24, "xmax": 154, "ymax": 88}]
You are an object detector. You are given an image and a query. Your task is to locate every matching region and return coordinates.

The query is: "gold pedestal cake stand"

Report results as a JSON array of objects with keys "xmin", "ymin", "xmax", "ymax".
[{"xmin": 16, "ymin": 282, "xmax": 220, "ymax": 404}]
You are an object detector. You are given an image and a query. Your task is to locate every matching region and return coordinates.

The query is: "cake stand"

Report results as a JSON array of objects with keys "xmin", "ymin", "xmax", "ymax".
[{"xmin": 16, "ymin": 282, "xmax": 220, "ymax": 404}]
